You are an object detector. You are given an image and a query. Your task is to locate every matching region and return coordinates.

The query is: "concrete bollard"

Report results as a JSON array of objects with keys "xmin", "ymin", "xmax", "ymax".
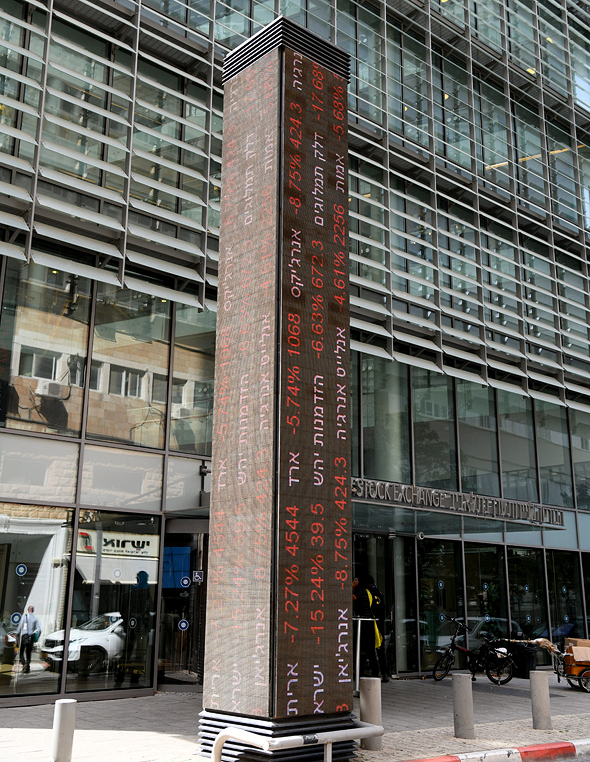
[
  {"xmin": 530, "ymin": 671, "xmax": 552, "ymax": 730},
  {"xmin": 359, "ymin": 677, "xmax": 382, "ymax": 750},
  {"xmin": 452, "ymin": 673, "xmax": 474, "ymax": 740},
  {"xmin": 49, "ymin": 698, "xmax": 77, "ymax": 762}
]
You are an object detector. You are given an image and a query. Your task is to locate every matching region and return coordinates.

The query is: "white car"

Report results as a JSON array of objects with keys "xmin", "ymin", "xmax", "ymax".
[{"xmin": 41, "ymin": 613, "xmax": 126, "ymax": 673}]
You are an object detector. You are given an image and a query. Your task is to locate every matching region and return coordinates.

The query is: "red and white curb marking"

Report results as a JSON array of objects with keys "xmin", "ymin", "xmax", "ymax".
[{"xmin": 398, "ymin": 739, "xmax": 590, "ymax": 762}]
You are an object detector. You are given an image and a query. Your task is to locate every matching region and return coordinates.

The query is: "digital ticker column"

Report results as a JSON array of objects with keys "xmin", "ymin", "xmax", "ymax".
[
  {"xmin": 276, "ymin": 48, "xmax": 351, "ymax": 717},
  {"xmin": 201, "ymin": 17, "xmax": 352, "ymax": 756}
]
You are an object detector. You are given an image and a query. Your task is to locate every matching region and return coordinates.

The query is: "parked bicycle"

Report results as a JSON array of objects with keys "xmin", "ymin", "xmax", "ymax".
[{"xmin": 432, "ymin": 615, "xmax": 515, "ymax": 685}]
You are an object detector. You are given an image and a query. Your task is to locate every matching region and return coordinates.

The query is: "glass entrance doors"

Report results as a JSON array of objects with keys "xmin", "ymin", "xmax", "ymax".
[{"xmin": 158, "ymin": 525, "xmax": 207, "ymax": 690}]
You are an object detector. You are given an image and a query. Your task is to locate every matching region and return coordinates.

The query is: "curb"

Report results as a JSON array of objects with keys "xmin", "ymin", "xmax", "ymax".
[{"xmin": 397, "ymin": 739, "xmax": 590, "ymax": 762}]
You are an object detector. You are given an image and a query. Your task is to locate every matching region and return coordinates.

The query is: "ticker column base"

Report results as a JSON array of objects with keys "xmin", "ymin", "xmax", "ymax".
[{"xmin": 198, "ymin": 709, "xmax": 358, "ymax": 762}]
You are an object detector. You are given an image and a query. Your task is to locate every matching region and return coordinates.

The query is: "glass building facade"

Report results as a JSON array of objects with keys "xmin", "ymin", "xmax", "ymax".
[{"xmin": 1, "ymin": 0, "xmax": 590, "ymax": 701}]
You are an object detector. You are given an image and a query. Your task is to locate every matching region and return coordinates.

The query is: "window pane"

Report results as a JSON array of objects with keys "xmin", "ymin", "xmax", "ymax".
[
  {"xmin": 0, "ymin": 502, "xmax": 72, "ymax": 696},
  {"xmin": 497, "ymin": 390, "xmax": 538, "ymax": 502},
  {"xmin": 66, "ymin": 512, "xmax": 160, "ymax": 692},
  {"xmin": 362, "ymin": 358, "xmax": 410, "ymax": 483},
  {"xmin": 570, "ymin": 408, "xmax": 590, "ymax": 510},
  {"xmin": 507, "ymin": 546, "xmax": 550, "ymax": 664},
  {"xmin": 0, "ymin": 433, "xmax": 78, "ymax": 503},
  {"xmin": 418, "ymin": 540, "xmax": 464, "ymax": 670},
  {"xmin": 169, "ymin": 306, "xmax": 215, "ymax": 456},
  {"xmin": 546, "ymin": 550, "xmax": 584, "ymax": 651},
  {"xmin": 166, "ymin": 456, "xmax": 206, "ymax": 514},
  {"xmin": 464, "ymin": 543, "xmax": 513, "ymax": 647},
  {"xmin": 412, "ymin": 369, "xmax": 457, "ymax": 490},
  {"xmin": 87, "ymin": 285, "xmax": 171, "ymax": 449},
  {"xmin": 457, "ymin": 380, "xmax": 500, "ymax": 496},
  {"xmin": 80, "ymin": 446, "xmax": 163, "ymax": 511},
  {"xmin": 0, "ymin": 260, "xmax": 91, "ymax": 437},
  {"xmin": 535, "ymin": 400, "xmax": 573, "ymax": 508}
]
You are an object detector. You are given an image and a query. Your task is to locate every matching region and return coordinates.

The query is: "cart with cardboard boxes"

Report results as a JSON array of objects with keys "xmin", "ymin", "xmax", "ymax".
[{"xmin": 535, "ymin": 636, "xmax": 590, "ymax": 692}]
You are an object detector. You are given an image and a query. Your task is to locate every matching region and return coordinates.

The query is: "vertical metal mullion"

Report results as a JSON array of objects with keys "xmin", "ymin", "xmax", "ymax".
[
  {"xmin": 24, "ymin": 0, "xmax": 54, "ymax": 263},
  {"xmin": 153, "ymin": 512, "xmax": 166, "ymax": 690},
  {"xmin": 578, "ymin": 546, "xmax": 588, "ymax": 639},
  {"xmin": 118, "ymin": 0, "xmax": 142, "ymax": 284},
  {"xmin": 504, "ymin": 541, "xmax": 512, "ymax": 638},
  {"xmin": 494, "ymin": 387, "xmax": 504, "ymax": 499},
  {"xmin": 531, "ymin": 398, "xmax": 543, "ymax": 506},
  {"xmin": 453, "ymin": 376, "xmax": 461, "ymax": 492},
  {"xmin": 409, "ymin": 365, "xmax": 416, "ymax": 484},
  {"xmin": 162, "ymin": 300, "xmax": 176, "ymax": 513},
  {"xmin": 414, "ymin": 535, "xmax": 422, "ymax": 674},
  {"xmin": 566, "ymin": 405, "xmax": 578, "ymax": 510},
  {"xmin": 58, "ymin": 506, "xmax": 80, "ymax": 696},
  {"xmin": 542, "ymin": 545, "xmax": 552, "ymax": 645}
]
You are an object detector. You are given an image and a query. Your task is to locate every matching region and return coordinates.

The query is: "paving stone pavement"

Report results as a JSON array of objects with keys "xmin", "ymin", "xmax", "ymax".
[{"xmin": 1, "ymin": 672, "xmax": 590, "ymax": 761}]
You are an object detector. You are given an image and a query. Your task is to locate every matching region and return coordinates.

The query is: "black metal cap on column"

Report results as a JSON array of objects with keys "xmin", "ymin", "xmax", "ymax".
[{"xmin": 222, "ymin": 15, "xmax": 351, "ymax": 83}]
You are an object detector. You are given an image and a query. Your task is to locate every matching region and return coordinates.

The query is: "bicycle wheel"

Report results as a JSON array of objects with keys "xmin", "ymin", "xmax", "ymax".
[
  {"xmin": 433, "ymin": 652, "xmax": 454, "ymax": 681},
  {"xmin": 566, "ymin": 676, "xmax": 581, "ymax": 690},
  {"xmin": 578, "ymin": 668, "xmax": 590, "ymax": 693},
  {"xmin": 486, "ymin": 656, "xmax": 514, "ymax": 685}
]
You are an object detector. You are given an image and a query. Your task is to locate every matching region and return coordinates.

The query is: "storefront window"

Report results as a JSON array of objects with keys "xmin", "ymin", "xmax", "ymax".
[
  {"xmin": 66, "ymin": 511, "xmax": 160, "ymax": 692},
  {"xmin": 507, "ymin": 547, "xmax": 549, "ymax": 664},
  {"xmin": 362, "ymin": 358, "xmax": 410, "ymax": 483},
  {"xmin": 464, "ymin": 543, "xmax": 511, "ymax": 648},
  {"xmin": 457, "ymin": 380, "xmax": 500, "ymax": 496},
  {"xmin": 0, "ymin": 502, "xmax": 72, "ymax": 697},
  {"xmin": 497, "ymin": 390, "xmax": 538, "ymax": 503},
  {"xmin": 86, "ymin": 284, "xmax": 171, "ymax": 449},
  {"xmin": 412, "ymin": 369, "xmax": 457, "ymax": 490},
  {"xmin": 570, "ymin": 408, "xmax": 590, "ymax": 511},
  {"xmin": 0, "ymin": 260, "xmax": 91, "ymax": 436},
  {"xmin": 169, "ymin": 306, "xmax": 215, "ymax": 456},
  {"xmin": 546, "ymin": 550, "xmax": 584, "ymax": 651},
  {"xmin": 535, "ymin": 400, "xmax": 574, "ymax": 508},
  {"xmin": 418, "ymin": 539, "xmax": 464, "ymax": 670}
]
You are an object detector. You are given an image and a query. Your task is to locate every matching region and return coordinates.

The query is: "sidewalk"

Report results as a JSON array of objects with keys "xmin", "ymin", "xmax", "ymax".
[{"xmin": 0, "ymin": 672, "xmax": 589, "ymax": 761}]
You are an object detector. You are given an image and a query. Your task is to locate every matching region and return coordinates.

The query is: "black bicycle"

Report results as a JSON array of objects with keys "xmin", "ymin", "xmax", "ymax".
[{"xmin": 432, "ymin": 615, "xmax": 515, "ymax": 685}]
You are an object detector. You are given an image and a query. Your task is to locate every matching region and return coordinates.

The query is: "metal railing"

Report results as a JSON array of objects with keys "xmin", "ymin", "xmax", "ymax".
[{"xmin": 210, "ymin": 720, "xmax": 384, "ymax": 762}]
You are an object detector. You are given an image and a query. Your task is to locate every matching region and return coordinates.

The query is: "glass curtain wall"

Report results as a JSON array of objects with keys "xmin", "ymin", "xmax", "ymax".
[
  {"xmin": 507, "ymin": 547, "xmax": 550, "ymax": 663},
  {"xmin": 535, "ymin": 400, "xmax": 574, "ymax": 509}
]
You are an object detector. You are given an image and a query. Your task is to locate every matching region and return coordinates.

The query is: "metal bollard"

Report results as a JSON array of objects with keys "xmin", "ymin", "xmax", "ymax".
[
  {"xmin": 49, "ymin": 698, "xmax": 77, "ymax": 762},
  {"xmin": 359, "ymin": 677, "xmax": 382, "ymax": 750},
  {"xmin": 452, "ymin": 673, "xmax": 474, "ymax": 740},
  {"xmin": 530, "ymin": 671, "xmax": 552, "ymax": 730}
]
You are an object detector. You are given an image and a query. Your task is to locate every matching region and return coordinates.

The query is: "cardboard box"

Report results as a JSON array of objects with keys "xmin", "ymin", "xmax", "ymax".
[
  {"xmin": 565, "ymin": 638, "xmax": 590, "ymax": 648},
  {"xmin": 571, "ymin": 646, "xmax": 590, "ymax": 663}
]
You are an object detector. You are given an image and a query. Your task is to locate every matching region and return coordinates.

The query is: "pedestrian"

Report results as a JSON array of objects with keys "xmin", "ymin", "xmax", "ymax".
[
  {"xmin": 366, "ymin": 575, "xmax": 389, "ymax": 682},
  {"xmin": 352, "ymin": 576, "xmax": 380, "ymax": 678},
  {"xmin": 16, "ymin": 605, "xmax": 41, "ymax": 674}
]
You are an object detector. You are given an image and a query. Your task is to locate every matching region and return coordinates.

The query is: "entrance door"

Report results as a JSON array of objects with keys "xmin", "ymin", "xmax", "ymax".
[{"xmin": 158, "ymin": 519, "xmax": 208, "ymax": 691}]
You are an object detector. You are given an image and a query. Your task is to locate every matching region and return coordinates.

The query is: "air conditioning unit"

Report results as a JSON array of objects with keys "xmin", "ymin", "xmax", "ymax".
[
  {"xmin": 171, "ymin": 404, "xmax": 191, "ymax": 420},
  {"xmin": 35, "ymin": 380, "xmax": 64, "ymax": 399}
]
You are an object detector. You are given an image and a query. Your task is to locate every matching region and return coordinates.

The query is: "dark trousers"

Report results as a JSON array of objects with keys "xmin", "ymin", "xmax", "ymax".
[
  {"xmin": 359, "ymin": 620, "xmax": 380, "ymax": 677},
  {"xmin": 19, "ymin": 637, "xmax": 33, "ymax": 671}
]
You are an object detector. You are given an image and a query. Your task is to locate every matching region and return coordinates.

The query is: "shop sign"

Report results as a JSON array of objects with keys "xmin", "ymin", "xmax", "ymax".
[{"xmin": 351, "ymin": 478, "xmax": 564, "ymax": 528}]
